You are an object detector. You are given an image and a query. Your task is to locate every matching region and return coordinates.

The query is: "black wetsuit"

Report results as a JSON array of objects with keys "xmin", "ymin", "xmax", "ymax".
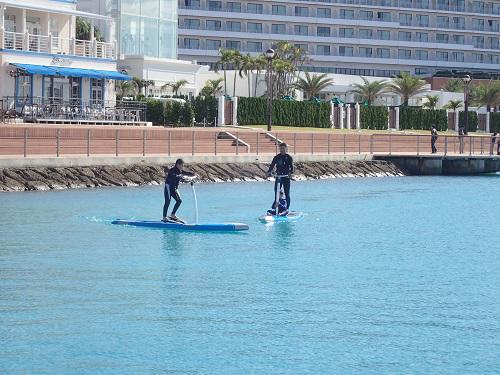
[
  {"xmin": 268, "ymin": 153, "xmax": 294, "ymax": 209},
  {"xmin": 431, "ymin": 128, "xmax": 438, "ymax": 154},
  {"xmin": 163, "ymin": 166, "xmax": 195, "ymax": 218}
]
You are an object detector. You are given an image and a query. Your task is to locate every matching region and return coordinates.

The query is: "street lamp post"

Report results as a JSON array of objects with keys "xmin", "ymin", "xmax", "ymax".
[
  {"xmin": 461, "ymin": 74, "xmax": 472, "ymax": 135},
  {"xmin": 265, "ymin": 48, "xmax": 276, "ymax": 132}
]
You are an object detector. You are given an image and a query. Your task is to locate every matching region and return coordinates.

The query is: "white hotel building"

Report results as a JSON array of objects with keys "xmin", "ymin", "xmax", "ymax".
[
  {"xmin": 0, "ymin": 0, "xmax": 130, "ymax": 115},
  {"xmin": 177, "ymin": 0, "xmax": 500, "ymax": 77}
]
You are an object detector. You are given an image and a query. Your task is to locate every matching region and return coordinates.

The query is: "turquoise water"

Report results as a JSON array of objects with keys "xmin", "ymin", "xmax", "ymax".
[{"xmin": 1, "ymin": 176, "xmax": 500, "ymax": 374}]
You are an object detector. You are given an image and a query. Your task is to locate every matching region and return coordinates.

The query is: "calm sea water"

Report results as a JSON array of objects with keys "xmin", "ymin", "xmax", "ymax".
[{"xmin": 1, "ymin": 176, "xmax": 500, "ymax": 374}]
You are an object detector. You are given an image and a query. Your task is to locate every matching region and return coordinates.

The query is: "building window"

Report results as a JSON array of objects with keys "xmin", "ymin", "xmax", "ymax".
[
  {"xmin": 416, "ymin": 32, "xmax": 428, "ymax": 42},
  {"xmin": 472, "ymin": 0, "xmax": 484, "ymax": 12},
  {"xmin": 436, "ymin": 33, "xmax": 449, "ymax": 43},
  {"xmin": 398, "ymin": 49, "xmax": 411, "ymax": 59},
  {"xmin": 377, "ymin": 12, "xmax": 391, "ymax": 21},
  {"xmin": 91, "ymin": 79, "xmax": 103, "ymax": 102},
  {"xmin": 377, "ymin": 48, "xmax": 391, "ymax": 58},
  {"xmin": 436, "ymin": 16, "xmax": 449, "ymax": 28},
  {"xmin": 317, "ymin": 45, "xmax": 331, "ymax": 55},
  {"xmin": 339, "ymin": 46, "xmax": 353, "ymax": 56},
  {"xmin": 340, "ymin": 9, "xmax": 355, "ymax": 19},
  {"xmin": 184, "ymin": 38, "xmax": 200, "ymax": 49},
  {"xmin": 317, "ymin": 27, "xmax": 331, "ymax": 37},
  {"xmin": 489, "ymin": 37, "xmax": 500, "ymax": 49},
  {"xmin": 184, "ymin": 0, "xmax": 200, "ymax": 9},
  {"xmin": 436, "ymin": 51, "xmax": 449, "ymax": 61},
  {"xmin": 294, "ymin": 25, "xmax": 309, "ymax": 36},
  {"xmin": 295, "ymin": 6, "xmax": 309, "ymax": 17},
  {"xmin": 486, "ymin": 54, "xmax": 500, "ymax": 64},
  {"xmin": 226, "ymin": 21, "xmax": 241, "ymax": 32},
  {"xmin": 416, "ymin": 50, "xmax": 428, "ymax": 59},
  {"xmin": 247, "ymin": 22, "xmax": 262, "ymax": 33},
  {"xmin": 294, "ymin": 44, "xmax": 308, "ymax": 52},
  {"xmin": 400, "ymin": 0, "xmax": 412, "ymax": 7},
  {"xmin": 208, "ymin": 1, "xmax": 222, "ymax": 11},
  {"xmin": 247, "ymin": 3, "xmax": 263, "ymax": 14},
  {"xmin": 247, "ymin": 41, "xmax": 262, "ymax": 52},
  {"xmin": 226, "ymin": 40, "xmax": 241, "ymax": 49},
  {"xmin": 437, "ymin": 0, "xmax": 449, "ymax": 10},
  {"xmin": 488, "ymin": 20, "xmax": 500, "ymax": 32},
  {"xmin": 472, "ymin": 18, "xmax": 484, "ymax": 30},
  {"xmin": 452, "ymin": 52, "xmax": 464, "ymax": 62},
  {"xmin": 271, "ymin": 24, "xmax": 286, "ymax": 34},
  {"xmin": 359, "ymin": 29, "xmax": 373, "ymax": 39},
  {"xmin": 472, "ymin": 36, "xmax": 485, "ymax": 48},
  {"xmin": 359, "ymin": 10, "xmax": 373, "ymax": 20},
  {"xmin": 359, "ymin": 47, "xmax": 373, "ymax": 57},
  {"xmin": 206, "ymin": 39, "xmax": 221, "ymax": 50},
  {"xmin": 416, "ymin": 15, "xmax": 429, "ymax": 27},
  {"xmin": 339, "ymin": 28, "xmax": 354, "ymax": 38},
  {"xmin": 472, "ymin": 53, "xmax": 484, "ymax": 62},
  {"xmin": 398, "ymin": 31, "xmax": 412, "ymax": 41},
  {"xmin": 184, "ymin": 19, "xmax": 200, "ymax": 29},
  {"xmin": 272, "ymin": 5, "xmax": 286, "ymax": 15},
  {"xmin": 317, "ymin": 8, "xmax": 331, "ymax": 18},
  {"xmin": 227, "ymin": 2, "xmax": 241, "ymax": 12},
  {"xmin": 452, "ymin": 34, "xmax": 465, "ymax": 44},
  {"xmin": 416, "ymin": 0, "xmax": 429, "ymax": 8},
  {"xmin": 452, "ymin": 17, "xmax": 465, "ymax": 29},
  {"xmin": 206, "ymin": 20, "xmax": 221, "ymax": 31},
  {"xmin": 399, "ymin": 13, "xmax": 412, "ymax": 26},
  {"xmin": 377, "ymin": 30, "xmax": 390, "ymax": 40}
]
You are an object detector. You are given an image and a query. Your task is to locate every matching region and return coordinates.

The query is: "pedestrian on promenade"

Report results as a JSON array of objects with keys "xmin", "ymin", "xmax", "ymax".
[
  {"xmin": 491, "ymin": 132, "xmax": 498, "ymax": 155},
  {"xmin": 458, "ymin": 127, "xmax": 466, "ymax": 154},
  {"xmin": 430, "ymin": 125, "xmax": 438, "ymax": 154}
]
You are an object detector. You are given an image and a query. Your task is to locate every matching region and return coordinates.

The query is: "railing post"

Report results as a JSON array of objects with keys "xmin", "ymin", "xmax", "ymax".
[
  {"xmin": 389, "ymin": 133, "xmax": 392, "ymax": 155},
  {"xmin": 115, "ymin": 129, "xmax": 119, "ymax": 156},
  {"xmin": 87, "ymin": 129, "xmax": 90, "ymax": 156},
  {"xmin": 311, "ymin": 133, "xmax": 314, "ymax": 155},
  {"xmin": 142, "ymin": 129, "xmax": 146, "ymax": 156},
  {"xmin": 358, "ymin": 134, "xmax": 361, "ymax": 154},
  {"xmin": 168, "ymin": 130, "xmax": 171, "ymax": 156},
  {"xmin": 191, "ymin": 131, "xmax": 195, "ymax": 156},
  {"xmin": 370, "ymin": 134, "xmax": 373, "ymax": 154},
  {"xmin": 293, "ymin": 133, "xmax": 297, "ymax": 155},
  {"xmin": 23, "ymin": 128, "xmax": 27, "ymax": 157},
  {"xmin": 480, "ymin": 136, "xmax": 484, "ymax": 155},
  {"xmin": 417, "ymin": 135, "xmax": 420, "ymax": 156},
  {"xmin": 275, "ymin": 133, "xmax": 278, "ymax": 154},
  {"xmin": 256, "ymin": 132, "xmax": 259, "ymax": 155},
  {"xmin": 56, "ymin": 128, "xmax": 60, "ymax": 157},
  {"xmin": 444, "ymin": 136, "xmax": 448, "ymax": 156},
  {"xmin": 343, "ymin": 133, "xmax": 346, "ymax": 154},
  {"xmin": 215, "ymin": 132, "xmax": 218, "ymax": 155},
  {"xmin": 327, "ymin": 133, "xmax": 331, "ymax": 154},
  {"xmin": 469, "ymin": 135, "xmax": 472, "ymax": 155},
  {"xmin": 236, "ymin": 132, "xmax": 239, "ymax": 155}
]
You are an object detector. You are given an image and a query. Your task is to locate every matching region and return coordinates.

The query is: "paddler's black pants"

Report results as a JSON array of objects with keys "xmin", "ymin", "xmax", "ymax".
[
  {"xmin": 163, "ymin": 185, "xmax": 182, "ymax": 217},
  {"xmin": 273, "ymin": 177, "xmax": 290, "ymax": 209}
]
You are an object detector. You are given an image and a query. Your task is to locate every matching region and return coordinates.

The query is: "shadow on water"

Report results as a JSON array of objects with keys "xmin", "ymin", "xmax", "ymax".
[{"xmin": 264, "ymin": 222, "xmax": 297, "ymax": 247}]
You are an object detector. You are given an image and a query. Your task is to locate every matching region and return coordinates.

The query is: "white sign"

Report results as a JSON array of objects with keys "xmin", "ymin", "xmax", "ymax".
[{"xmin": 51, "ymin": 57, "xmax": 73, "ymax": 66}]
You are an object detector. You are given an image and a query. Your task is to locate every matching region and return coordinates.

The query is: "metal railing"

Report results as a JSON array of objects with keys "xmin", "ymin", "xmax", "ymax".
[
  {"xmin": 0, "ymin": 128, "xmax": 498, "ymax": 158},
  {"xmin": 1, "ymin": 30, "xmax": 116, "ymax": 59}
]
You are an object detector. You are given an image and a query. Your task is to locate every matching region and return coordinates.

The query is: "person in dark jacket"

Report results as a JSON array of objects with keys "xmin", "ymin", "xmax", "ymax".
[
  {"xmin": 491, "ymin": 132, "xmax": 498, "ymax": 155},
  {"xmin": 162, "ymin": 159, "xmax": 196, "ymax": 222},
  {"xmin": 430, "ymin": 124, "xmax": 438, "ymax": 154},
  {"xmin": 267, "ymin": 143, "xmax": 294, "ymax": 210},
  {"xmin": 458, "ymin": 127, "xmax": 466, "ymax": 154}
]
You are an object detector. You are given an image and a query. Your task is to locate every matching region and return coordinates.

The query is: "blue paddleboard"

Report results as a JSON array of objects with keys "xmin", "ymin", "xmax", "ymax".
[
  {"xmin": 259, "ymin": 211, "xmax": 304, "ymax": 223},
  {"xmin": 112, "ymin": 219, "xmax": 249, "ymax": 232}
]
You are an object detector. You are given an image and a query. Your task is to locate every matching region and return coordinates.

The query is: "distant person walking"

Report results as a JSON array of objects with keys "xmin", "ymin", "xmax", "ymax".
[
  {"xmin": 491, "ymin": 132, "xmax": 498, "ymax": 155},
  {"xmin": 430, "ymin": 125, "xmax": 438, "ymax": 154},
  {"xmin": 458, "ymin": 127, "xmax": 466, "ymax": 154}
]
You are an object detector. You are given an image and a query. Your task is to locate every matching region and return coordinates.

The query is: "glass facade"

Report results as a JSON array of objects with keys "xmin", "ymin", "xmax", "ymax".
[{"xmin": 120, "ymin": 0, "xmax": 177, "ymax": 59}]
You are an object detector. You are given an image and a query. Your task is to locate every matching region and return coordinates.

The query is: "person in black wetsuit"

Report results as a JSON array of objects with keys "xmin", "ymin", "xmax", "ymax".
[
  {"xmin": 430, "ymin": 124, "xmax": 438, "ymax": 154},
  {"xmin": 162, "ymin": 159, "xmax": 196, "ymax": 222},
  {"xmin": 267, "ymin": 143, "xmax": 294, "ymax": 210}
]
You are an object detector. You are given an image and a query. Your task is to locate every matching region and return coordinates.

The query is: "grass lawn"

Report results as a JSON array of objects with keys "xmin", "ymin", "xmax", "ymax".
[{"xmin": 246, "ymin": 125, "xmax": 462, "ymax": 135}]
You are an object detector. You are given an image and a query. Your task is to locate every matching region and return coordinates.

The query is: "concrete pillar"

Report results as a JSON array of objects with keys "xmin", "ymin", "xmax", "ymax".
[
  {"xmin": 346, "ymin": 104, "xmax": 351, "ymax": 130},
  {"xmin": 355, "ymin": 102, "xmax": 361, "ymax": 129},
  {"xmin": 387, "ymin": 107, "xmax": 391, "ymax": 130},
  {"xmin": 486, "ymin": 111, "xmax": 490, "ymax": 133},
  {"xmin": 455, "ymin": 110, "xmax": 459, "ymax": 131},
  {"xmin": 90, "ymin": 19, "xmax": 95, "ymax": 41},
  {"xmin": 0, "ymin": 5, "xmax": 5, "ymax": 30},
  {"xmin": 232, "ymin": 96, "xmax": 238, "ymax": 126},
  {"xmin": 395, "ymin": 106, "xmax": 400, "ymax": 130},
  {"xmin": 21, "ymin": 9, "xmax": 26, "ymax": 33},
  {"xmin": 217, "ymin": 96, "xmax": 225, "ymax": 127},
  {"xmin": 108, "ymin": 20, "xmax": 115, "ymax": 44},
  {"xmin": 329, "ymin": 102, "xmax": 335, "ymax": 128},
  {"xmin": 339, "ymin": 104, "xmax": 344, "ymax": 130}
]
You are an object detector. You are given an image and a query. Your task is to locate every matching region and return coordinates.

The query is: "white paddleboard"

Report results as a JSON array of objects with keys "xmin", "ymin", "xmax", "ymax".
[{"xmin": 258, "ymin": 211, "xmax": 304, "ymax": 223}]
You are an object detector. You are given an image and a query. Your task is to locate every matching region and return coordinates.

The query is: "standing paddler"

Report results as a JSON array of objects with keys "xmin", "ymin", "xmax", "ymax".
[
  {"xmin": 267, "ymin": 143, "xmax": 294, "ymax": 214},
  {"xmin": 162, "ymin": 159, "xmax": 196, "ymax": 223}
]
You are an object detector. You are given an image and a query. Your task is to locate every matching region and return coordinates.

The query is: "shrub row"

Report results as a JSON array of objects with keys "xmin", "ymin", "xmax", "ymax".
[
  {"xmin": 237, "ymin": 97, "xmax": 331, "ymax": 128},
  {"xmin": 192, "ymin": 96, "xmax": 218, "ymax": 124},
  {"xmin": 146, "ymin": 99, "xmax": 194, "ymax": 127},
  {"xmin": 360, "ymin": 106, "xmax": 388, "ymax": 130},
  {"xmin": 399, "ymin": 107, "xmax": 448, "ymax": 131},
  {"xmin": 458, "ymin": 111, "xmax": 479, "ymax": 132},
  {"xmin": 490, "ymin": 112, "xmax": 500, "ymax": 133}
]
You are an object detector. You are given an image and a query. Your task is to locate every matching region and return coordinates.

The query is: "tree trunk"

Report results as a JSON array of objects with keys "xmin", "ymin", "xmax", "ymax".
[
  {"xmin": 233, "ymin": 72, "xmax": 237, "ymax": 97},
  {"xmin": 223, "ymin": 70, "xmax": 227, "ymax": 96}
]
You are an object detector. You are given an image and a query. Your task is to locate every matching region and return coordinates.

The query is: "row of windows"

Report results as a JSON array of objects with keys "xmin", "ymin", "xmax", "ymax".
[
  {"xmin": 181, "ymin": 19, "xmax": 500, "ymax": 48},
  {"xmin": 180, "ymin": 38, "xmax": 500, "ymax": 63},
  {"xmin": 182, "ymin": 0, "xmax": 500, "ymax": 17}
]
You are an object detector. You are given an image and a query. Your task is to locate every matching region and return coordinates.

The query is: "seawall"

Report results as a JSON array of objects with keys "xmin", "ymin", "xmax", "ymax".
[{"xmin": 0, "ymin": 160, "xmax": 404, "ymax": 192}]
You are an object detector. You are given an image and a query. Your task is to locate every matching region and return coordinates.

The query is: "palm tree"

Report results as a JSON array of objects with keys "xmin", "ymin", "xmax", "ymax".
[
  {"xmin": 423, "ymin": 94, "xmax": 440, "ymax": 109},
  {"xmin": 214, "ymin": 48, "xmax": 239, "ymax": 96},
  {"xmin": 293, "ymin": 72, "xmax": 333, "ymax": 99},
  {"xmin": 116, "ymin": 80, "xmax": 139, "ymax": 99},
  {"xmin": 444, "ymin": 100, "xmax": 463, "ymax": 111},
  {"xmin": 387, "ymin": 73, "xmax": 427, "ymax": 106},
  {"xmin": 162, "ymin": 79, "xmax": 189, "ymax": 96},
  {"xmin": 350, "ymin": 77, "xmax": 387, "ymax": 105},
  {"xmin": 231, "ymin": 51, "xmax": 243, "ymax": 97},
  {"xmin": 252, "ymin": 55, "xmax": 266, "ymax": 97},
  {"xmin": 472, "ymin": 82, "xmax": 500, "ymax": 111},
  {"xmin": 200, "ymin": 78, "xmax": 224, "ymax": 97},
  {"xmin": 238, "ymin": 54, "xmax": 254, "ymax": 97},
  {"xmin": 443, "ymin": 78, "xmax": 464, "ymax": 93},
  {"xmin": 132, "ymin": 77, "xmax": 154, "ymax": 96}
]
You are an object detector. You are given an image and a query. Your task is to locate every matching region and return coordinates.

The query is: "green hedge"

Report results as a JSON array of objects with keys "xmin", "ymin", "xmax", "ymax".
[
  {"xmin": 238, "ymin": 97, "xmax": 330, "ymax": 128},
  {"xmin": 458, "ymin": 111, "xmax": 478, "ymax": 132},
  {"xmin": 192, "ymin": 96, "xmax": 218, "ymax": 124},
  {"xmin": 490, "ymin": 112, "xmax": 500, "ymax": 133},
  {"xmin": 360, "ymin": 106, "xmax": 388, "ymax": 129},
  {"xmin": 146, "ymin": 99, "xmax": 193, "ymax": 126},
  {"xmin": 399, "ymin": 107, "xmax": 448, "ymax": 131}
]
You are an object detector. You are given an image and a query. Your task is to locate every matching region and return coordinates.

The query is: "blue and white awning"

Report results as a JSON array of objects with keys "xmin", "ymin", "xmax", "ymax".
[{"xmin": 10, "ymin": 63, "xmax": 131, "ymax": 81}]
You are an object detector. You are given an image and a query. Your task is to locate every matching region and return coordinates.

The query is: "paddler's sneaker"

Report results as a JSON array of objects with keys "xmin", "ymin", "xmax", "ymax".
[{"xmin": 279, "ymin": 210, "xmax": 289, "ymax": 217}]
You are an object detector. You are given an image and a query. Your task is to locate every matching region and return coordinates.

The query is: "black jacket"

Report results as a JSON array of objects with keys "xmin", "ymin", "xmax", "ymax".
[
  {"xmin": 268, "ymin": 153, "xmax": 294, "ymax": 176},
  {"xmin": 165, "ymin": 166, "xmax": 195, "ymax": 189}
]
